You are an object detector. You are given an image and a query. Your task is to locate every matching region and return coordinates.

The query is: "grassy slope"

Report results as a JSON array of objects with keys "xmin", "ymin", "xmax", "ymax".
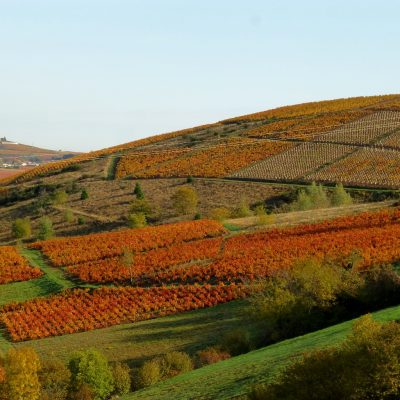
[
  {"xmin": 5, "ymin": 301, "xmax": 253, "ymax": 366},
  {"xmin": 0, "ymin": 248, "xmax": 75, "ymax": 351},
  {"xmin": 125, "ymin": 304, "xmax": 400, "ymax": 400}
]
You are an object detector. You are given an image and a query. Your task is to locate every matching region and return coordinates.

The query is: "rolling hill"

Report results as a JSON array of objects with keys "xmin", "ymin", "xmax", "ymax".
[{"xmin": 2, "ymin": 95, "xmax": 400, "ymax": 399}]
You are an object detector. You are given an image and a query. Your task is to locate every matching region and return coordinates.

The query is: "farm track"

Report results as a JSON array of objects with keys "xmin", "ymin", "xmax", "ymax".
[
  {"xmin": 52, "ymin": 205, "xmax": 116, "ymax": 223},
  {"xmin": 225, "ymin": 200, "xmax": 398, "ymax": 229}
]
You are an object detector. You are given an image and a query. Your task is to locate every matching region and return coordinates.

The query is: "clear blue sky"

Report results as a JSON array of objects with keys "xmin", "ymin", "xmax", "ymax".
[{"xmin": 0, "ymin": 0, "xmax": 399, "ymax": 152}]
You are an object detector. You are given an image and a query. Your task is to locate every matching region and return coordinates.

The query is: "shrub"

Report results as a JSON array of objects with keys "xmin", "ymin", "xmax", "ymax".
[
  {"xmin": 234, "ymin": 198, "xmax": 252, "ymax": 218},
  {"xmin": 70, "ymin": 384, "xmax": 94, "ymax": 400},
  {"xmin": 133, "ymin": 183, "xmax": 144, "ymax": 199},
  {"xmin": 127, "ymin": 213, "xmax": 147, "ymax": 229},
  {"xmin": 130, "ymin": 198, "xmax": 153, "ymax": 217},
  {"xmin": 331, "ymin": 182, "xmax": 353, "ymax": 206},
  {"xmin": 68, "ymin": 349, "xmax": 114, "ymax": 400},
  {"xmin": 209, "ymin": 207, "xmax": 231, "ymax": 222},
  {"xmin": 53, "ymin": 190, "xmax": 68, "ymax": 205},
  {"xmin": 80, "ymin": 189, "xmax": 89, "ymax": 201},
  {"xmin": 136, "ymin": 359, "xmax": 161, "ymax": 389},
  {"xmin": 6, "ymin": 347, "xmax": 41, "ymax": 400},
  {"xmin": 194, "ymin": 213, "xmax": 202, "ymax": 220},
  {"xmin": 39, "ymin": 358, "xmax": 71, "ymax": 400},
  {"xmin": 37, "ymin": 217, "xmax": 54, "ymax": 241},
  {"xmin": 12, "ymin": 218, "xmax": 31, "ymax": 239},
  {"xmin": 196, "ymin": 347, "xmax": 231, "ymax": 367},
  {"xmin": 249, "ymin": 315, "xmax": 400, "ymax": 400},
  {"xmin": 254, "ymin": 205, "xmax": 275, "ymax": 225},
  {"xmin": 186, "ymin": 176, "xmax": 194, "ymax": 184},
  {"xmin": 77, "ymin": 217, "xmax": 86, "ymax": 225},
  {"xmin": 111, "ymin": 362, "xmax": 131, "ymax": 396},
  {"xmin": 63, "ymin": 209, "xmax": 75, "ymax": 223},
  {"xmin": 158, "ymin": 351, "xmax": 193, "ymax": 379},
  {"xmin": 171, "ymin": 186, "xmax": 198, "ymax": 215},
  {"xmin": 221, "ymin": 329, "xmax": 252, "ymax": 356}
]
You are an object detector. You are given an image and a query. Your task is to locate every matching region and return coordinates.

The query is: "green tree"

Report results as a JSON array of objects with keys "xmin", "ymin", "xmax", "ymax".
[
  {"xmin": 11, "ymin": 218, "xmax": 31, "ymax": 240},
  {"xmin": 291, "ymin": 190, "xmax": 312, "ymax": 211},
  {"xmin": 39, "ymin": 358, "xmax": 71, "ymax": 400},
  {"xmin": 331, "ymin": 183, "xmax": 353, "ymax": 206},
  {"xmin": 130, "ymin": 198, "xmax": 153, "ymax": 217},
  {"xmin": 127, "ymin": 212, "xmax": 147, "ymax": 229},
  {"xmin": 37, "ymin": 216, "xmax": 54, "ymax": 240},
  {"xmin": 68, "ymin": 349, "xmax": 114, "ymax": 400},
  {"xmin": 308, "ymin": 182, "xmax": 330, "ymax": 208},
  {"xmin": 80, "ymin": 189, "xmax": 89, "ymax": 201},
  {"xmin": 63, "ymin": 209, "xmax": 75, "ymax": 223},
  {"xmin": 5, "ymin": 347, "xmax": 41, "ymax": 400},
  {"xmin": 54, "ymin": 190, "xmax": 68, "ymax": 205},
  {"xmin": 133, "ymin": 183, "xmax": 144, "ymax": 199},
  {"xmin": 171, "ymin": 186, "xmax": 198, "ymax": 215}
]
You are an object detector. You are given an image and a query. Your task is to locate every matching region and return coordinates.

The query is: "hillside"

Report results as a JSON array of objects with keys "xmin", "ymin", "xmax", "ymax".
[
  {"xmin": 2, "ymin": 95, "xmax": 400, "ymax": 399},
  {"xmin": 0, "ymin": 95, "xmax": 400, "ymax": 243},
  {"xmin": 125, "ymin": 304, "xmax": 400, "ymax": 400}
]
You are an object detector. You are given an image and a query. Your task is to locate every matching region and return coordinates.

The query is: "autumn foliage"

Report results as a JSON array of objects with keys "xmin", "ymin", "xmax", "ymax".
[
  {"xmin": 0, "ymin": 246, "xmax": 42, "ymax": 284},
  {"xmin": 1, "ymin": 284, "xmax": 248, "ymax": 342}
]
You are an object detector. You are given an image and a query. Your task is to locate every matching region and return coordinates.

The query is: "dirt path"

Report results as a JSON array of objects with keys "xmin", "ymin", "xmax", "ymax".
[
  {"xmin": 52, "ymin": 205, "xmax": 116, "ymax": 223},
  {"xmin": 226, "ymin": 200, "xmax": 398, "ymax": 230}
]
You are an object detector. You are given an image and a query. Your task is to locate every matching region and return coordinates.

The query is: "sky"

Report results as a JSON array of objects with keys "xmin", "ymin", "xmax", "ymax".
[{"xmin": 0, "ymin": 0, "xmax": 399, "ymax": 152}]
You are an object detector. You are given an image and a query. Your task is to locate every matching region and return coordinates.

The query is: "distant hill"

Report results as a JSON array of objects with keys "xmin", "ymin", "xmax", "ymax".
[{"xmin": 0, "ymin": 137, "xmax": 79, "ymax": 179}]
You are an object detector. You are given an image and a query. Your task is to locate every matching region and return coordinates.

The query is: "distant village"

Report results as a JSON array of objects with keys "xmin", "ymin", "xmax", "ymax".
[{"xmin": 0, "ymin": 136, "xmax": 74, "ymax": 169}]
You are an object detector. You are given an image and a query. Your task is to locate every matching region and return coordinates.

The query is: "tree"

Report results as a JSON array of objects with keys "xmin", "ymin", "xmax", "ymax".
[
  {"xmin": 130, "ymin": 198, "xmax": 153, "ymax": 217},
  {"xmin": 111, "ymin": 362, "xmax": 131, "ymax": 396},
  {"xmin": 158, "ymin": 351, "xmax": 193, "ymax": 379},
  {"xmin": 171, "ymin": 186, "xmax": 198, "ymax": 215},
  {"xmin": 331, "ymin": 183, "xmax": 353, "ymax": 207},
  {"xmin": 250, "ymin": 315, "xmax": 400, "ymax": 400},
  {"xmin": 37, "ymin": 216, "xmax": 54, "ymax": 240},
  {"xmin": 291, "ymin": 190, "xmax": 312, "ymax": 211},
  {"xmin": 307, "ymin": 182, "xmax": 330, "ymax": 209},
  {"xmin": 11, "ymin": 218, "xmax": 31, "ymax": 240},
  {"xmin": 54, "ymin": 190, "xmax": 68, "ymax": 205},
  {"xmin": 5, "ymin": 347, "xmax": 41, "ymax": 400},
  {"xmin": 39, "ymin": 358, "xmax": 71, "ymax": 400},
  {"xmin": 68, "ymin": 349, "xmax": 114, "ymax": 400},
  {"xmin": 234, "ymin": 198, "xmax": 252, "ymax": 218},
  {"xmin": 133, "ymin": 183, "xmax": 144, "ymax": 199},
  {"xmin": 136, "ymin": 359, "xmax": 161, "ymax": 389},
  {"xmin": 209, "ymin": 207, "xmax": 231, "ymax": 222},
  {"xmin": 80, "ymin": 189, "xmax": 89, "ymax": 201},
  {"xmin": 121, "ymin": 248, "xmax": 135, "ymax": 285},
  {"xmin": 127, "ymin": 213, "xmax": 147, "ymax": 229},
  {"xmin": 254, "ymin": 205, "xmax": 275, "ymax": 226},
  {"xmin": 64, "ymin": 209, "xmax": 75, "ymax": 223}
]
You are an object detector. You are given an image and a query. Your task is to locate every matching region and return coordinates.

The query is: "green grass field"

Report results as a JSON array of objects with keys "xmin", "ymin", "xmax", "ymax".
[
  {"xmin": 2, "ymin": 300, "xmax": 255, "ymax": 367},
  {"xmin": 124, "ymin": 304, "xmax": 400, "ymax": 400}
]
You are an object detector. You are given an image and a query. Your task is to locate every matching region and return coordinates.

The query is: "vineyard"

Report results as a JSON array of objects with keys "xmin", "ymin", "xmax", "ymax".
[
  {"xmin": 0, "ymin": 246, "xmax": 43, "ymax": 284},
  {"xmin": 307, "ymin": 147, "xmax": 400, "ymax": 188},
  {"xmin": 312, "ymin": 111, "xmax": 400, "ymax": 145},
  {"xmin": 2, "ymin": 209, "xmax": 400, "ymax": 342},
  {"xmin": 245, "ymin": 110, "xmax": 370, "ymax": 140},
  {"xmin": 30, "ymin": 219, "xmax": 226, "ymax": 267},
  {"xmin": 222, "ymin": 95, "xmax": 397, "ymax": 122},
  {"xmin": 231, "ymin": 142, "xmax": 357, "ymax": 181},
  {"xmin": 1, "ymin": 284, "xmax": 248, "ymax": 341},
  {"xmin": 115, "ymin": 138, "xmax": 292, "ymax": 179}
]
